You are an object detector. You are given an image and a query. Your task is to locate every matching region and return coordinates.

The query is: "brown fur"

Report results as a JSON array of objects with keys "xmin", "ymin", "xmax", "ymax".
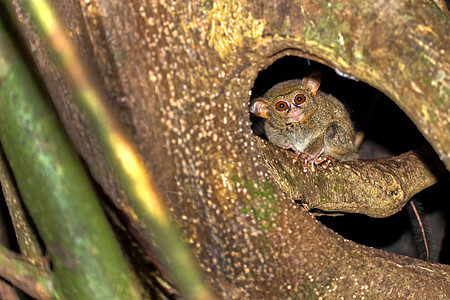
[{"xmin": 250, "ymin": 71, "xmax": 357, "ymax": 161}]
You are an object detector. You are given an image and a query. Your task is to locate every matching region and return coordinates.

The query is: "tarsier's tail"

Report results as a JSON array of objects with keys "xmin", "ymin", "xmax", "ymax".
[{"xmin": 407, "ymin": 199, "xmax": 437, "ymax": 262}]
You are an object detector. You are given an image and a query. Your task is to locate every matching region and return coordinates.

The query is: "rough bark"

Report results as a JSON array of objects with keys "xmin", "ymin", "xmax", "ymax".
[
  {"xmin": 7, "ymin": 0, "xmax": 450, "ymax": 299},
  {"xmin": 259, "ymin": 141, "xmax": 446, "ymax": 217}
]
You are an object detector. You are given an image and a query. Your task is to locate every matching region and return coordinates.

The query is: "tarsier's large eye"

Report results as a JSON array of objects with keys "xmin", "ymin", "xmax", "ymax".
[
  {"xmin": 275, "ymin": 100, "xmax": 289, "ymax": 111},
  {"xmin": 293, "ymin": 93, "xmax": 306, "ymax": 105}
]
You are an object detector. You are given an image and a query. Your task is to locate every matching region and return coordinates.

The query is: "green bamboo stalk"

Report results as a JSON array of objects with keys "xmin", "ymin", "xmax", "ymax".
[
  {"xmin": 0, "ymin": 244, "xmax": 55, "ymax": 299},
  {"xmin": 7, "ymin": 0, "xmax": 216, "ymax": 299},
  {"xmin": 0, "ymin": 16, "xmax": 141, "ymax": 300}
]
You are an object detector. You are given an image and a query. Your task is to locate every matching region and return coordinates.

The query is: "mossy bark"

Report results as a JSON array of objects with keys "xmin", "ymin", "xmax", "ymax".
[{"xmin": 260, "ymin": 142, "xmax": 446, "ymax": 218}]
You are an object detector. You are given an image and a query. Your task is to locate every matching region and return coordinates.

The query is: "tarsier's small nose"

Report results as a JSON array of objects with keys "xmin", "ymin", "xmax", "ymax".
[{"xmin": 290, "ymin": 106, "xmax": 301, "ymax": 113}]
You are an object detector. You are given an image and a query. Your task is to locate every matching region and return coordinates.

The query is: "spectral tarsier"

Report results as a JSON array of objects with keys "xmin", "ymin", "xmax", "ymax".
[{"xmin": 250, "ymin": 70, "xmax": 358, "ymax": 172}]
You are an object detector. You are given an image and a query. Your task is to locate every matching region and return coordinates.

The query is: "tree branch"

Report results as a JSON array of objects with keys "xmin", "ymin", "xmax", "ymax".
[
  {"xmin": 259, "ymin": 138, "xmax": 446, "ymax": 217},
  {"xmin": 0, "ymin": 279, "xmax": 20, "ymax": 300},
  {"xmin": 0, "ymin": 244, "xmax": 55, "ymax": 300},
  {"xmin": 0, "ymin": 147, "xmax": 48, "ymax": 271}
]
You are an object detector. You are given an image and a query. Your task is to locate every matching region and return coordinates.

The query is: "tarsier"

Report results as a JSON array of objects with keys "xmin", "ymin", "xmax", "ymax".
[
  {"xmin": 250, "ymin": 70, "xmax": 435, "ymax": 261},
  {"xmin": 250, "ymin": 70, "xmax": 357, "ymax": 172}
]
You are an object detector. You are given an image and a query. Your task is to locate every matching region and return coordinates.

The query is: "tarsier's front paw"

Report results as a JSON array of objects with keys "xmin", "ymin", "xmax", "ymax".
[
  {"xmin": 283, "ymin": 145, "xmax": 333, "ymax": 172},
  {"xmin": 310, "ymin": 155, "xmax": 333, "ymax": 172},
  {"xmin": 303, "ymin": 148, "xmax": 334, "ymax": 173}
]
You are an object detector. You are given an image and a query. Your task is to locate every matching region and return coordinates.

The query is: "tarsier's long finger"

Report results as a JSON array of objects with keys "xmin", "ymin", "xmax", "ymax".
[
  {"xmin": 321, "ymin": 159, "xmax": 332, "ymax": 169},
  {"xmin": 303, "ymin": 159, "xmax": 309, "ymax": 173}
]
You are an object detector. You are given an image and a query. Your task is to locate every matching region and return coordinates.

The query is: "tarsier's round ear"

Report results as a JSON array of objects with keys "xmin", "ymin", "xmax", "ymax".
[
  {"xmin": 250, "ymin": 98, "xmax": 270, "ymax": 119},
  {"xmin": 302, "ymin": 69, "xmax": 321, "ymax": 95}
]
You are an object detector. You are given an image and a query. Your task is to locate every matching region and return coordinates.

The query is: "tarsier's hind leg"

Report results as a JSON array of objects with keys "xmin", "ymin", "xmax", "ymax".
[{"xmin": 324, "ymin": 122, "xmax": 358, "ymax": 161}]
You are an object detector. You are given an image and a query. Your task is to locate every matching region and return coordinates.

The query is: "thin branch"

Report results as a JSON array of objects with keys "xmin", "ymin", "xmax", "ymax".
[
  {"xmin": 0, "ymin": 244, "xmax": 55, "ymax": 300},
  {"xmin": 0, "ymin": 279, "xmax": 20, "ymax": 300},
  {"xmin": 0, "ymin": 147, "xmax": 48, "ymax": 271}
]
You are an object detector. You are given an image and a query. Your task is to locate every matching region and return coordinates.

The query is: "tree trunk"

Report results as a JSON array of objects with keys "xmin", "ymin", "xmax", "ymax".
[{"xmin": 7, "ymin": 0, "xmax": 450, "ymax": 298}]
